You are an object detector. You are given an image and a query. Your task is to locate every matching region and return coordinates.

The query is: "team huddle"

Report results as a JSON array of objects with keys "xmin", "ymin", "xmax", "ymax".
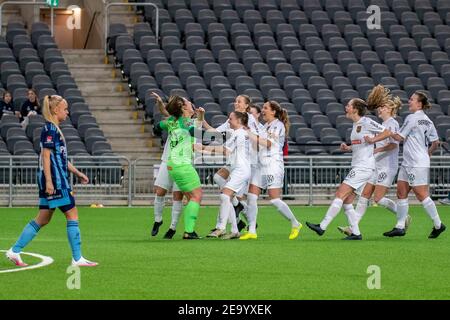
[
  {"xmin": 150, "ymin": 85, "xmax": 446, "ymax": 241},
  {"xmin": 3, "ymin": 85, "xmax": 446, "ymax": 268}
]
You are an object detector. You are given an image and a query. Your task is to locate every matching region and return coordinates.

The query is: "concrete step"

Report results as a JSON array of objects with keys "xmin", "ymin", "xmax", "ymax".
[
  {"xmin": 113, "ymin": 146, "xmax": 160, "ymax": 153},
  {"xmin": 91, "ymin": 110, "xmax": 139, "ymax": 121},
  {"xmin": 89, "ymin": 104, "xmax": 137, "ymax": 111},
  {"xmin": 110, "ymin": 139, "xmax": 154, "ymax": 149},
  {"xmin": 62, "ymin": 51, "xmax": 106, "ymax": 65},
  {"xmin": 85, "ymin": 96, "xmax": 132, "ymax": 107},
  {"xmin": 105, "ymin": 132, "xmax": 154, "ymax": 139},
  {"xmin": 69, "ymin": 66, "xmax": 117, "ymax": 80},
  {"xmin": 101, "ymin": 123, "xmax": 148, "ymax": 135},
  {"xmin": 76, "ymin": 80, "xmax": 126, "ymax": 93}
]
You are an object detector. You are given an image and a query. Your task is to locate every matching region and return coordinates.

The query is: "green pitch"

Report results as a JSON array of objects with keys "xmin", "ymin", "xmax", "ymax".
[{"xmin": 1, "ymin": 205, "xmax": 449, "ymax": 300}]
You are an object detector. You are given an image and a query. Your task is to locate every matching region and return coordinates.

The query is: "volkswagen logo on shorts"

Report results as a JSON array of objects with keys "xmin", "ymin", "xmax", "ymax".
[
  {"xmin": 266, "ymin": 175, "xmax": 274, "ymax": 184},
  {"xmin": 377, "ymin": 172, "xmax": 387, "ymax": 183},
  {"xmin": 347, "ymin": 170, "xmax": 356, "ymax": 179},
  {"xmin": 408, "ymin": 173, "xmax": 416, "ymax": 183}
]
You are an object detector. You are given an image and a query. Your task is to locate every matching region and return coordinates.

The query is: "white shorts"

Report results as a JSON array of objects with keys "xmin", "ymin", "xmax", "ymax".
[
  {"xmin": 154, "ymin": 162, "xmax": 180, "ymax": 192},
  {"xmin": 224, "ymin": 167, "xmax": 251, "ymax": 194},
  {"xmin": 250, "ymin": 161, "xmax": 284, "ymax": 190},
  {"xmin": 369, "ymin": 167, "xmax": 398, "ymax": 187},
  {"xmin": 397, "ymin": 166, "xmax": 429, "ymax": 187},
  {"xmin": 343, "ymin": 168, "xmax": 374, "ymax": 195}
]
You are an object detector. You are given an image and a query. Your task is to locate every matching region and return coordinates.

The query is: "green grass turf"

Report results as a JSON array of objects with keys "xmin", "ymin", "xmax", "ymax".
[{"xmin": 0, "ymin": 205, "xmax": 449, "ymax": 300}]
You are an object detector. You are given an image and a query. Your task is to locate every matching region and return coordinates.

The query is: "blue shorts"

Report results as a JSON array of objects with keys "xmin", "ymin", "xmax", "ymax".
[{"xmin": 39, "ymin": 189, "xmax": 76, "ymax": 213}]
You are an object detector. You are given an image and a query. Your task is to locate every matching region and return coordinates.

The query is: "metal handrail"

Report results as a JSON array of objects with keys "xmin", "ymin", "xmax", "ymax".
[
  {"xmin": 84, "ymin": 10, "xmax": 99, "ymax": 49},
  {"xmin": 0, "ymin": 1, "xmax": 53, "ymax": 36},
  {"xmin": 104, "ymin": 1, "xmax": 159, "ymax": 57}
]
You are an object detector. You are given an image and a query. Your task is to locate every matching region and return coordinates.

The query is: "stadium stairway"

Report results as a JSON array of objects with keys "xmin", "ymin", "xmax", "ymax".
[{"xmin": 63, "ymin": 48, "xmax": 161, "ymax": 161}]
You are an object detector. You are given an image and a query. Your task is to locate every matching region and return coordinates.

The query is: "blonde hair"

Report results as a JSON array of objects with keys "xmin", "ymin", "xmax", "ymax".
[
  {"xmin": 366, "ymin": 84, "xmax": 402, "ymax": 116},
  {"xmin": 42, "ymin": 95, "xmax": 66, "ymax": 141}
]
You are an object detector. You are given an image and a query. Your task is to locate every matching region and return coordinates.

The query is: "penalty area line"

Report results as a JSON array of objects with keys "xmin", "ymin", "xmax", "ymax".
[{"xmin": 0, "ymin": 250, "xmax": 54, "ymax": 274}]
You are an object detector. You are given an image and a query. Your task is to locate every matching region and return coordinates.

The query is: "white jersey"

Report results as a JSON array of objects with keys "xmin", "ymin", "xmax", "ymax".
[
  {"xmin": 350, "ymin": 117, "xmax": 386, "ymax": 170},
  {"xmin": 259, "ymin": 118, "xmax": 285, "ymax": 165},
  {"xmin": 216, "ymin": 113, "xmax": 262, "ymax": 135},
  {"xmin": 375, "ymin": 117, "xmax": 400, "ymax": 171},
  {"xmin": 399, "ymin": 110, "xmax": 438, "ymax": 168},
  {"xmin": 224, "ymin": 127, "xmax": 251, "ymax": 171}
]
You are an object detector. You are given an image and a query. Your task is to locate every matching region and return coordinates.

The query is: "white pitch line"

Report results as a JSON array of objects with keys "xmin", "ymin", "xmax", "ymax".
[{"xmin": 0, "ymin": 250, "xmax": 54, "ymax": 274}]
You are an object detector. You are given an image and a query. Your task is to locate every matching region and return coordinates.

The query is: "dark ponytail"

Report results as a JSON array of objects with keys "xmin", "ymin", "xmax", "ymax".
[
  {"xmin": 232, "ymin": 111, "xmax": 249, "ymax": 127},
  {"xmin": 267, "ymin": 100, "xmax": 290, "ymax": 135}
]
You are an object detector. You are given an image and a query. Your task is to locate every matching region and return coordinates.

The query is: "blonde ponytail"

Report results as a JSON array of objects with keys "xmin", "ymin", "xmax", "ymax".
[{"xmin": 42, "ymin": 95, "xmax": 66, "ymax": 141}]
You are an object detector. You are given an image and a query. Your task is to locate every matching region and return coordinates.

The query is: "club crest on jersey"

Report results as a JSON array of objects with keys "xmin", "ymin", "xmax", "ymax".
[
  {"xmin": 356, "ymin": 126, "xmax": 362, "ymax": 133},
  {"xmin": 46, "ymin": 135, "xmax": 53, "ymax": 143}
]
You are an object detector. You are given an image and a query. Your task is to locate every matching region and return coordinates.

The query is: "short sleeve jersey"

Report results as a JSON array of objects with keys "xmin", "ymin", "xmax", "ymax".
[
  {"xmin": 224, "ymin": 128, "xmax": 250, "ymax": 171},
  {"xmin": 39, "ymin": 122, "xmax": 70, "ymax": 191},
  {"xmin": 375, "ymin": 117, "xmax": 400, "ymax": 171},
  {"xmin": 259, "ymin": 119, "xmax": 286, "ymax": 165},
  {"xmin": 399, "ymin": 110, "xmax": 439, "ymax": 168},
  {"xmin": 159, "ymin": 116, "xmax": 195, "ymax": 166},
  {"xmin": 350, "ymin": 117, "xmax": 386, "ymax": 170}
]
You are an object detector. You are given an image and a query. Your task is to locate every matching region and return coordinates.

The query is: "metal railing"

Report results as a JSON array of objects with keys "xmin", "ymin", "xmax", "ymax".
[
  {"xmin": 0, "ymin": 155, "xmax": 132, "ymax": 207},
  {"xmin": 0, "ymin": 1, "xmax": 53, "ymax": 36},
  {"xmin": 84, "ymin": 10, "xmax": 99, "ymax": 49},
  {"xmin": 1, "ymin": 155, "xmax": 450, "ymax": 207},
  {"xmin": 104, "ymin": 0, "xmax": 159, "ymax": 57}
]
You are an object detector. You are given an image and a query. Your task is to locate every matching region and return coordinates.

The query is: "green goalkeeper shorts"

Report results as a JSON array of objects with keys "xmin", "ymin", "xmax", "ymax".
[{"xmin": 167, "ymin": 164, "xmax": 201, "ymax": 192}]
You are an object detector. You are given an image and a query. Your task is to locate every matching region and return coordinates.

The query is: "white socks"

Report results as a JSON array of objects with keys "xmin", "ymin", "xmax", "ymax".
[
  {"xmin": 395, "ymin": 199, "xmax": 409, "ymax": 229},
  {"xmin": 377, "ymin": 197, "xmax": 397, "ymax": 215},
  {"xmin": 246, "ymin": 193, "xmax": 258, "ymax": 234},
  {"xmin": 218, "ymin": 193, "xmax": 237, "ymax": 232},
  {"xmin": 153, "ymin": 195, "xmax": 165, "ymax": 223},
  {"xmin": 320, "ymin": 198, "xmax": 343, "ymax": 230},
  {"xmin": 343, "ymin": 204, "xmax": 361, "ymax": 235},
  {"xmin": 355, "ymin": 197, "xmax": 369, "ymax": 224},
  {"xmin": 170, "ymin": 201, "xmax": 183, "ymax": 230},
  {"xmin": 422, "ymin": 197, "xmax": 442, "ymax": 229},
  {"xmin": 270, "ymin": 198, "xmax": 300, "ymax": 228}
]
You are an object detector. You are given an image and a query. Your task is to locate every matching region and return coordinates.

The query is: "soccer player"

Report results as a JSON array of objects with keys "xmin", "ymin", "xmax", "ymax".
[
  {"xmin": 5, "ymin": 95, "xmax": 98, "ymax": 267},
  {"xmin": 306, "ymin": 98, "xmax": 391, "ymax": 240},
  {"xmin": 338, "ymin": 85, "xmax": 411, "ymax": 235},
  {"xmin": 196, "ymin": 111, "xmax": 251, "ymax": 239},
  {"xmin": 384, "ymin": 91, "xmax": 446, "ymax": 238},
  {"xmin": 249, "ymin": 104, "xmax": 263, "ymax": 126},
  {"xmin": 202, "ymin": 95, "xmax": 262, "ymax": 233},
  {"xmin": 150, "ymin": 92, "xmax": 184, "ymax": 239},
  {"xmin": 153, "ymin": 96, "xmax": 204, "ymax": 239},
  {"xmin": 240, "ymin": 100, "xmax": 302, "ymax": 240}
]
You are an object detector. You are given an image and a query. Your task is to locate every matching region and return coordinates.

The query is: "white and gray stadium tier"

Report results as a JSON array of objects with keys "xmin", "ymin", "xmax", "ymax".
[{"xmin": 1, "ymin": 0, "xmax": 450, "ymax": 206}]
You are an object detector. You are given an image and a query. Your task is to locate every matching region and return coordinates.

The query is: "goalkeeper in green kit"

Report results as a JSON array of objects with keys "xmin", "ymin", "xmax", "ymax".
[{"xmin": 153, "ymin": 95, "xmax": 204, "ymax": 239}]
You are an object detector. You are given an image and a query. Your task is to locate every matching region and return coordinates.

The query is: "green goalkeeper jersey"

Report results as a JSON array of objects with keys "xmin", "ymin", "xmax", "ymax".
[{"xmin": 158, "ymin": 116, "xmax": 195, "ymax": 166}]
